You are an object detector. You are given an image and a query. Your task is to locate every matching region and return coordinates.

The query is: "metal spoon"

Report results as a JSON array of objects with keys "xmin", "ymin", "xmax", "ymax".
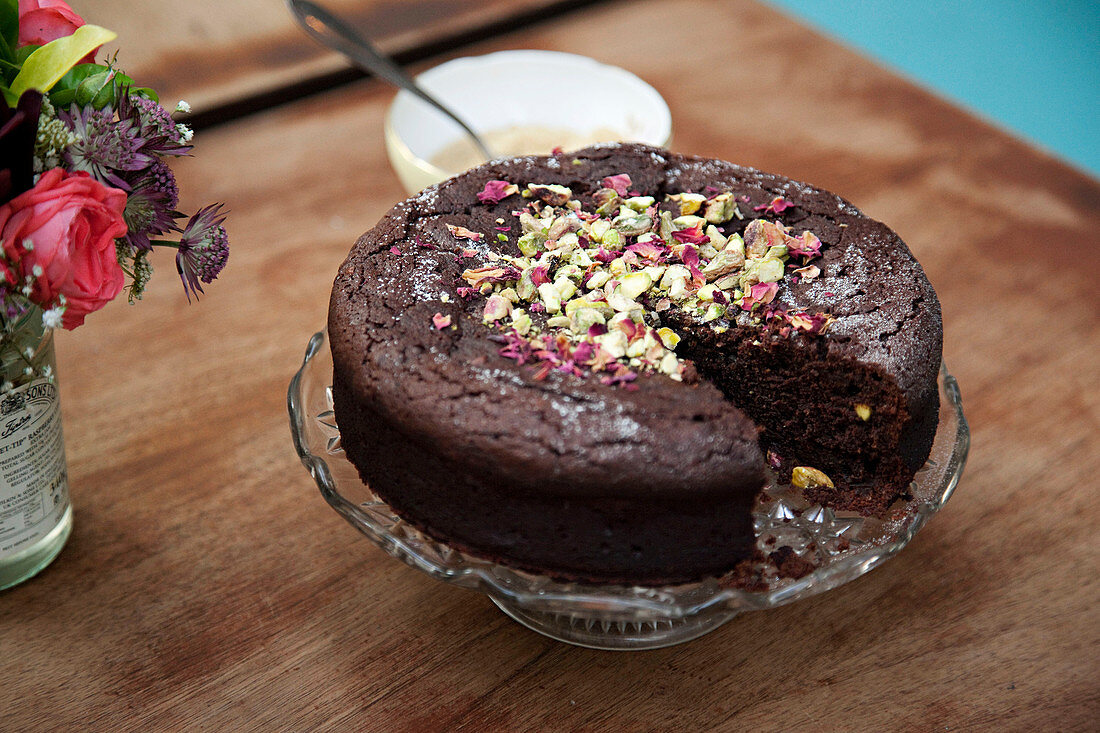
[{"xmin": 287, "ymin": 0, "xmax": 494, "ymax": 161}]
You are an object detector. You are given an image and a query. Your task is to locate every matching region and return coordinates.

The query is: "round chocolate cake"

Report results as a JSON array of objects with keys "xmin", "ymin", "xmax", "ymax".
[{"xmin": 328, "ymin": 144, "xmax": 941, "ymax": 584}]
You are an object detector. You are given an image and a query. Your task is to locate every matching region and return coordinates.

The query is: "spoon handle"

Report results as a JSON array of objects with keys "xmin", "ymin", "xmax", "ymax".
[{"xmin": 288, "ymin": 0, "xmax": 493, "ymax": 160}]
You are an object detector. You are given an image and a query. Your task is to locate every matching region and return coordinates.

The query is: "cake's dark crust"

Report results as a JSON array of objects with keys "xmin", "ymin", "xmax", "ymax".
[{"xmin": 328, "ymin": 144, "xmax": 942, "ymax": 584}]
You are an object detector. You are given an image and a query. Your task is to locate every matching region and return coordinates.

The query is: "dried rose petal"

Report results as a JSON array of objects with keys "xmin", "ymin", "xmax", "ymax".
[
  {"xmin": 671, "ymin": 226, "xmax": 708, "ymax": 245},
  {"xmin": 389, "ymin": 246, "xmax": 401, "ymax": 255},
  {"xmin": 446, "ymin": 224, "xmax": 484, "ymax": 241},
  {"xmin": 741, "ymin": 282, "xmax": 779, "ymax": 310},
  {"xmin": 753, "ymin": 196, "xmax": 793, "ymax": 214},
  {"xmin": 477, "ymin": 180, "xmax": 519, "ymax": 204},
  {"xmin": 602, "ymin": 174, "xmax": 631, "ymax": 196},
  {"xmin": 432, "ymin": 313, "xmax": 452, "ymax": 330},
  {"xmin": 788, "ymin": 231, "xmax": 822, "ymax": 259}
]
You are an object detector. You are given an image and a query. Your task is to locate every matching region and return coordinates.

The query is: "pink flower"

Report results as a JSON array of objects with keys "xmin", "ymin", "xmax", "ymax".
[
  {"xmin": 0, "ymin": 168, "xmax": 127, "ymax": 329},
  {"xmin": 18, "ymin": 1, "xmax": 97, "ymax": 63}
]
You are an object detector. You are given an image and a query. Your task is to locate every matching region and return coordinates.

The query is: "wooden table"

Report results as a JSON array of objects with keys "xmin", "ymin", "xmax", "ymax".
[{"xmin": 3, "ymin": 1, "xmax": 1097, "ymax": 730}]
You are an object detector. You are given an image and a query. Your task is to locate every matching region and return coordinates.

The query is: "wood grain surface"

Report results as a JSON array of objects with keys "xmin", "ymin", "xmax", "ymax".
[
  {"xmin": 2, "ymin": 0, "xmax": 1098, "ymax": 730},
  {"xmin": 86, "ymin": 0, "xmax": 571, "ymax": 116}
]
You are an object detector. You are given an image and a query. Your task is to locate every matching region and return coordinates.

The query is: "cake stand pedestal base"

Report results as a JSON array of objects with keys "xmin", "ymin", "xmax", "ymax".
[{"xmin": 490, "ymin": 597, "xmax": 740, "ymax": 650}]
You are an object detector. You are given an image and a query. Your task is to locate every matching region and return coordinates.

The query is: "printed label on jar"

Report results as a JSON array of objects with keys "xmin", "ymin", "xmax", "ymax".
[{"xmin": 0, "ymin": 379, "xmax": 69, "ymax": 558}]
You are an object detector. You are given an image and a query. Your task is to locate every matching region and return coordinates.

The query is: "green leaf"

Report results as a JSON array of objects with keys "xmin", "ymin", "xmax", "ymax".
[
  {"xmin": 74, "ymin": 70, "xmax": 116, "ymax": 107},
  {"xmin": 129, "ymin": 87, "xmax": 158, "ymax": 103},
  {"xmin": 0, "ymin": 0, "xmax": 17, "ymax": 58},
  {"xmin": 10, "ymin": 25, "xmax": 117, "ymax": 97}
]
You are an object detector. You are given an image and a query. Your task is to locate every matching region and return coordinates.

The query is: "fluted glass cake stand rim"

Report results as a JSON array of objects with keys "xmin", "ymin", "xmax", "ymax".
[{"xmin": 289, "ymin": 330, "xmax": 969, "ymax": 650}]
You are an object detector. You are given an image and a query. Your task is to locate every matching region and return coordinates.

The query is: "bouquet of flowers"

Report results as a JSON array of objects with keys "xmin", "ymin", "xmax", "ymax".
[{"xmin": 0, "ymin": 0, "xmax": 228, "ymax": 388}]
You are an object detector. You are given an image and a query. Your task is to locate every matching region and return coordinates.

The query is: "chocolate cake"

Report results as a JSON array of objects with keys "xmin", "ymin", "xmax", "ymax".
[{"xmin": 328, "ymin": 143, "xmax": 941, "ymax": 585}]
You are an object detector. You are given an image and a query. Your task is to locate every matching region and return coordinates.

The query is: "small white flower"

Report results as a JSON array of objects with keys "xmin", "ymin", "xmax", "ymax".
[
  {"xmin": 176, "ymin": 124, "xmax": 193, "ymax": 143},
  {"xmin": 32, "ymin": 264, "xmax": 43, "ymax": 277},
  {"xmin": 21, "ymin": 284, "xmax": 32, "ymax": 296},
  {"xmin": 176, "ymin": 100, "xmax": 191, "ymax": 114},
  {"xmin": 22, "ymin": 238, "xmax": 33, "ymax": 251},
  {"xmin": 42, "ymin": 365, "xmax": 53, "ymax": 380},
  {"xmin": 23, "ymin": 347, "xmax": 34, "ymax": 359},
  {"xmin": 23, "ymin": 366, "xmax": 33, "ymax": 376},
  {"xmin": 41, "ymin": 307, "xmax": 64, "ymax": 330},
  {"xmin": 1, "ymin": 380, "xmax": 13, "ymax": 393}
]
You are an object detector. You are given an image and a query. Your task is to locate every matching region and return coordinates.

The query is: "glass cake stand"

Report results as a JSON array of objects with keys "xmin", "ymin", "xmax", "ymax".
[{"xmin": 289, "ymin": 331, "xmax": 969, "ymax": 650}]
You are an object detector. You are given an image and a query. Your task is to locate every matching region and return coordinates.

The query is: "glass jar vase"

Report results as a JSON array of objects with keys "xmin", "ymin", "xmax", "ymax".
[{"xmin": 0, "ymin": 308, "xmax": 71, "ymax": 590}]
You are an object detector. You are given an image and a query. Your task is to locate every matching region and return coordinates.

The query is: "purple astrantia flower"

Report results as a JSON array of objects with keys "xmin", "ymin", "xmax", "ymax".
[
  {"xmin": 122, "ymin": 159, "xmax": 180, "ymax": 250},
  {"xmin": 175, "ymin": 204, "xmax": 229, "ymax": 301},
  {"xmin": 61, "ymin": 104, "xmax": 153, "ymax": 189},
  {"xmin": 117, "ymin": 94, "xmax": 192, "ymax": 157}
]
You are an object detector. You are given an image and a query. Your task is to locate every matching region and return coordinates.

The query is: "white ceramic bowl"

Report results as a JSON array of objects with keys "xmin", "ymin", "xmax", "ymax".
[{"xmin": 384, "ymin": 50, "xmax": 672, "ymax": 194}]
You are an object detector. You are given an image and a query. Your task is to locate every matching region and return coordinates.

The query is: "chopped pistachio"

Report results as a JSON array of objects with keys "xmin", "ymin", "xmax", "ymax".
[
  {"xmin": 658, "ymin": 210, "xmax": 675, "ymax": 241},
  {"xmin": 626, "ymin": 336, "xmax": 648, "ymax": 358},
  {"xmin": 624, "ymin": 196, "xmax": 655, "ymax": 211},
  {"xmin": 608, "ymin": 257, "xmax": 628, "ymax": 276},
  {"xmin": 547, "ymin": 214, "xmax": 579, "ymax": 241},
  {"xmin": 672, "ymin": 214, "xmax": 706, "ymax": 230},
  {"xmin": 554, "ymin": 277, "xmax": 578, "ymax": 302},
  {"xmin": 499, "ymin": 287, "xmax": 519, "ymax": 303},
  {"xmin": 554, "ymin": 232, "xmax": 580, "ymax": 250},
  {"xmin": 545, "ymin": 315, "xmax": 571, "ymax": 328},
  {"xmin": 668, "ymin": 277, "xmax": 691, "ymax": 301},
  {"xmin": 703, "ymin": 192, "xmax": 739, "ymax": 223},
  {"xmin": 714, "ymin": 273, "xmax": 740, "ymax": 290},
  {"xmin": 482, "ymin": 294, "xmax": 512, "ymax": 323},
  {"xmin": 593, "ymin": 188, "xmax": 621, "ymax": 216},
  {"xmin": 612, "ymin": 212, "xmax": 653, "ymax": 236},
  {"xmin": 517, "ymin": 231, "xmax": 546, "ymax": 257},
  {"xmin": 588, "ymin": 219, "xmax": 611, "ymax": 242},
  {"xmin": 526, "ymin": 183, "xmax": 572, "ymax": 205},
  {"xmin": 656, "ymin": 327, "xmax": 681, "ymax": 350},
  {"xmin": 607, "ymin": 290, "xmax": 637, "ymax": 312},
  {"xmin": 756, "ymin": 257, "xmax": 786, "ymax": 283},
  {"xmin": 766, "ymin": 244, "xmax": 789, "ymax": 260},
  {"xmin": 569, "ymin": 306, "xmax": 607, "ymax": 333},
  {"xmin": 702, "ymin": 248, "xmax": 746, "ymax": 279},
  {"xmin": 701, "ymin": 303, "xmax": 725, "ymax": 322},
  {"xmin": 791, "ymin": 466, "xmax": 835, "ymax": 489},
  {"xmin": 510, "ymin": 309, "xmax": 532, "ymax": 335},
  {"xmin": 698, "ymin": 242, "xmax": 720, "ymax": 260},
  {"xmin": 517, "ymin": 269, "xmax": 537, "ymax": 300},
  {"xmin": 672, "ymin": 192, "xmax": 706, "ymax": 215},
  {"xmin": 659, "ymin": 352, "xmax": 682, "ymax": 379},
  {"xmin": 706, "ymin": 224, "xmax": 728, "ymax": 250},
  {"xmin": 660, "ymin": 264, "xmax": 691, "ymax": 289},
  {"xmin": 595, "ymin": 330, "xmax": 629, "ymax": 359},
  {"xmin": 586, "ymin": 271, "xmax": 611, "ymax": 289},
  {"xmin": 518, "ymin": 211, "xmax": 543, "ymax": 234},
  {"xmin": 744, "ymin": 218, "xmax": 785, "ymax": 258},
  {"xmin": 538, "ymin": 282, "xmax": 562, "ymax": 313},
  {"xmin": 855, "ymin": 403, "xmax": 872, "ymax": 421},
  {"xmin": 570, "ymin": 249, "xmax": 594, "ymax": 268},
  {"xmin": 619, "ymin": 271, "xmax": 653, "ymax": 300},
  {"xmin": 602, "ymin": 228, "xmax": 624, "ymax": 249},
  {"xmin": 697, "ymin": 283, "xmax": 718, "ymax": 302}
]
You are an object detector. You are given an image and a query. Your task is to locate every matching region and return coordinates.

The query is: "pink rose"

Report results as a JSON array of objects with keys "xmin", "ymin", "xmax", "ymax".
[
  {"xmin": 0, "ymin": 168, "xmax": 128, "ymax": 329},
  {"xmin": 18, "ymin": 0, "xmax": 97, "ymax": 63}
]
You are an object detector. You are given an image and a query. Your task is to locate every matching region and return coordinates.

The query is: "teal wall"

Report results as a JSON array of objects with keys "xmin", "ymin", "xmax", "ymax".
[{"xmin": 764, "ymin": 1, "xmax": 1100, "ymax": 178}]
